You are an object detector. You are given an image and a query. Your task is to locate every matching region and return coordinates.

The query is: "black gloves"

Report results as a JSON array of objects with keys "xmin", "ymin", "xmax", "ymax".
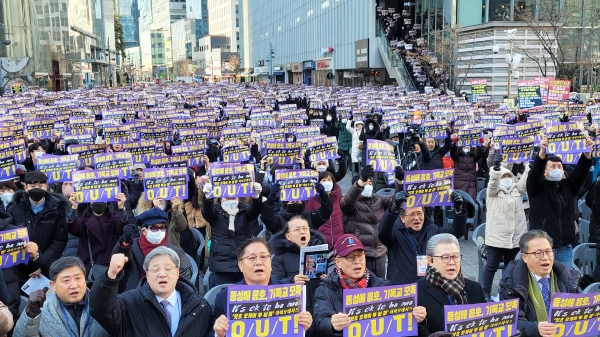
[
  {"xmin": 315, "ymin": 182, "xmax": 327, "ymax": 198},
  {"xmin": 268, "ymin": 183, "xmax": 281, "ymax": 201},
  {"xmin": 391, "ymin": 191, "xmax": 408, "ymax": 213},
  {"xmin": 360, "ymin": 165, "xmax": 374, "ymax": 182},
  {"xmin": 394, "ymin": 166, "xmax": 405, "ymax": 181},
  {"xmin": 123, "ymin": 224, "xmax": 135, "ymax": 245},
  {"xmin": 26, "ymin": 287, "xmax": 48, "ymax": 318},
  {"xmin": 452, "ymin": 191, "xmax": 464, "ymax": 212},
  {"xmin": 493, "ymin": 154, "xmax": 502, "ymax": 171}
]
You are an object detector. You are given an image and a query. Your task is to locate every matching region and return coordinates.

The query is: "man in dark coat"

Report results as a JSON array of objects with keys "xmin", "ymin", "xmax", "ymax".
[
  {"xmin": 7, "ymin": 171, "xmax": 69, "ymax": 276},
  {"xmin": 527, "ymin": 134, "xmax": 593, "ymax": 265},
  {"xmin": 90, "ymin": 247, "xmax": 212, "ymax": 337},
  {"xmin": 378, "ymin": 191, "xmax": 467, "ymax": 285},
  {"xmin": 450, "ymin": 143, "xmax": 488, "ymax": 200},
  {"xmin": 424, "ymin": 129, "xmax": 452, "ymax": 170},
  {"xmin": 500, "ymin": 230, "xmax": 580, "ymax": 337}
]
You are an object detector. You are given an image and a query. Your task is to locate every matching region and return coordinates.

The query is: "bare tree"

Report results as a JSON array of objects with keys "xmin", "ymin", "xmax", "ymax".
[
  {"xmin": 172, "ymin": 59, "xmax": 197, "ymax": 77},
  {"xmin": 228, "ymin": 54, "xmax": 241, "ymax": 75}
]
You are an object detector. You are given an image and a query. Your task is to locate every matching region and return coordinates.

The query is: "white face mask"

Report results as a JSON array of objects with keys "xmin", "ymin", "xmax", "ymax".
[
  {"xmin": 221, "ymin": 200, "xmax": 238, "ymax": 212},
  {"xmin": 0, "ymin": 192, "xmax": 13, "ymax": 204},
  {"xmin": 368, "ymin": 125, "xmax": 374, "ymax": 131},
  {"xmin": 287, "ymin": 138, "xmax": 294, "ymax": 142},
  {"xmin": 145, "ymin": 229, "xmax": 166, "ymax": 244},
  {"xmin": 547, "ymin": 169, "xmax": 563, "ymax": 182},
  {"xmin": 322, "ymin": 181, "xmax": 333, "ymax": 192},
  {"xmin": 463, "ymin": 148, "xmax": 470, "ymax": 154},
  {"xmin": 500, "ymin": 178, "xmax": 512, "ymax": 189},
  {"xmin": 326, "ymin": 116, "xmax": 332, "ymax": 122},
  {"xmin": 361, "ymin": 185, "xmax": 373, "ymax": 197},
  {"xmin": 316, "ymin": 165, "xmax": 327, "ymax": 172}
]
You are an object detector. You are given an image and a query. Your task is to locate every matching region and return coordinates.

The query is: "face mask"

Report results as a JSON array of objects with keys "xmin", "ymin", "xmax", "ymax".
[
  {"xmin": 392, "ymin": 141, "xmax": 399, "ymax": 145},
  {"xmin": 316, "ymin": 165, "xmax": 327, "ymax": 172},
  {"xmin": 91, "ymin": 202, "xmax": 108, "ymax": 215},
  {"xmin": 221, "ymin": 200, "xmax": 238, "ymax": 212},
  {"xmin": 322, "ymin": 181, "xmax": 333, "ymax": 192},
  {"xmin": 0, "ymin": 192, "xmax": 13, "ymax": 204},
  {"xmin": 463, "ymin": 148, "xmax": 470, "ymax": 154},
  {"xmin": 368, "ymin": 125, "xmax": 374, "ymax": 131},
  {"xmin": 326, "ymin": 116, "xmax": 332, "ymax": 122},
  {"xmin": 500, "ymin": 178, "xmax": 512, "ymax": 189},
  {"xmin": 145, "ymin": 229, "xmax": 166, "ymax": 244},
  {"xmin": 286, "ymin": 203, "xmax": 305, "ymax": 214},
  {"xmin": 287, "ymin": 138, "xmax": 294, "ymax": 142},
  {"xmin": 157, "ymin": 202, "xmax": 167, "ymax": 211},
  {"xmin": 547, "ymin": 169, "xmax": 563, "ymax": 182},
  {"xmin": 28, "ymin": 188, "xmax": 46, "ymax": 202},
  {"xmin": 361, "ymin": 185, "xmax": 374, "ymax": 197},
  {"xmin": 62, "ymin": 185, "xmax": 73, "ymax": 196}
]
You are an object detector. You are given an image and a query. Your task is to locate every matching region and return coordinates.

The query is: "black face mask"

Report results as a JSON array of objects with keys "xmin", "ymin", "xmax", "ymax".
[
  {"xmin": 286, "ymin": 203, "xmax": 305, "ymax": 214},
  {"xmin": 91, "ymin": 202, "xmax": 108, "ymax": 215},
  {"xmin": 28, "ymin": 188, "xmax": 46, "ymax": 202}
]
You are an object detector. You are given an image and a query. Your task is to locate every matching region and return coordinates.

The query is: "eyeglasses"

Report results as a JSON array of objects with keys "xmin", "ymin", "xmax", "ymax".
[
  {"xmin": 432, "ymin": 255, "xmax": 462, "ymax": 263},
  {"xmin": 522, "ymin": 250, "xmax": 554, "ymax": 259},
  {"xmin": 402, "ymin": 212, "xmax": 425, "ymax": 219},
  {"xmin": 241, "ymin": 255, "xmax": 271, "ymax": 263},
  {"xmin": 148, "ymin": 225, "xmax": 167, "ymax": 232},
  {"xmin": 290, "ymin": 226, "xmax": 310, "ymax": 234},
  {"xmin": 341, "ymin": 253, "xmax": 366, "ymax": 263},
  {"xmin": 147, "ymin": 265, "xmax": 177, "ymax": 275}
]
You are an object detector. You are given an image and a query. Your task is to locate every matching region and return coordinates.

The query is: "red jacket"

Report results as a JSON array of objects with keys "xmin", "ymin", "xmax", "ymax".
[{"xmin": 306, "ymin": 184, "xmax": 344, "ymax": 248}]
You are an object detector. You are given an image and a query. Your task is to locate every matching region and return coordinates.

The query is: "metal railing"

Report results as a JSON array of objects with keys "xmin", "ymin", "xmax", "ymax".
[{"xmin": 376, "ymin": 22, "xmax": 416, "ymax": 92}]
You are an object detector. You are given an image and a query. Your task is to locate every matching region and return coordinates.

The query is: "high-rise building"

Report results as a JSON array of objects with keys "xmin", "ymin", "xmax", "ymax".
[
  {"xmin": 207, "ymin": 0, "xmax": 239, "ymax": 52},
  {"xmin": 119, "ymin": 0, "xmax": 140, "ymax": 48}
]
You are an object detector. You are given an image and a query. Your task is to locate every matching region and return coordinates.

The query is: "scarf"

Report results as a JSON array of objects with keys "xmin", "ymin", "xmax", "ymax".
[
  {"xmin": 139, "ymin": 233, "xmax": 168, "ymax": 257},
  {"xmin": 527, "ymin": 272, "xmax": 558, "ymax": 322},
  {"xmin": 222, "ymin": 202, "xmax": 240, "ymax": 232},
  {"xmin": 336, "ymin": 268, "xmax": 370, "ymax": 289},
  {"xmin": 425, "ymin": 266, "xmax": 469, "ymax": 305}
]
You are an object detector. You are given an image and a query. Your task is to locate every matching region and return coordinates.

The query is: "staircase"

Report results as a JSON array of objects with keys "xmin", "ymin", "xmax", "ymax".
[{"xmin": 375, "ymin": 23, "xmax": 416, "ymax": 92}]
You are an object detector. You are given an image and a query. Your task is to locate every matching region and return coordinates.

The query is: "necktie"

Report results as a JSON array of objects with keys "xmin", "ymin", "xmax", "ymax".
[
  {"xmin": 539, "ymin": 277, "xmax": 551, "ymax": 311},
  {"xmin": 160, "ymin": 300, "xmax": 172, "ymax": 328}
]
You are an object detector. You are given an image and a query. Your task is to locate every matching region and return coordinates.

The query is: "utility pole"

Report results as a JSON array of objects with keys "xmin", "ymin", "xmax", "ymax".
[{"xmin": 269, "ymin": 42, "xmax": 274, "ymax": 83}]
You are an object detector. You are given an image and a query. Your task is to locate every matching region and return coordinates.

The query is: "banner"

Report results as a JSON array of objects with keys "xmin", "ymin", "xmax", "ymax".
[
  {"xmin": 150, "ymin": 155, "xmax": 189, "ymax": 168},
  {"xmin": 92, "ymin": 152, "xmax": 133, "ymax": 178},
  {"xmin": 404, "ymin": 169, "xmax": 454, "ymax": 207},
  {"xmin": 122, "ymin": 141, "xmax": 156, "ymax": 164},
  {"xmin": 68, "ymin": 144, "xmax": 106, "ymax": 168},
  {"xmin": 366, "ymin": 140, "xmax": 398, "ymax": 173},
  {"xmin": 226, "ymin": 284, "xmax": 306, "ymax": 337},
  {"xmin": 534, "ymin": 77, "xmax": 551, "ymax": 103},
  {"xmin": 517, "ymin": 82, "xmax": 543, "ymax": 109},
  {"xmin": 423, "ymin": 120, "xmax": 448, "ymax": 139},
  {"xmin": 274, "ymin": 169, "xmax": 317, "ymax": 202},
  {"xmin": 0, "ymin": 155, "xmax": 16, "ymax": 181},
  {"xmin": 103, "ymin": 126, "xmax": 131, "ymax": 144},
  {"xmin": 143, "ymin": 167, "xmax": 189, "ymax": 200},
  {"xmin": 0, "ymin": 228, "xmax": 29, "ymax": 269},
  {"xmin": 223, "ymin": 127, "xmax": 252, "ymax": 142},
  {"xmin": 37, "ymin": 154, "xmax": 79, "ymax": 182},
  {"xmin": 171, "ymin": 144, "xmax": 205, "ymax": 166},
  {"xmin": 307, "ymin": 136, "xmax": 339, "ymax": 162},
  {"xmin": 68, "ymin": 117, "xmax": 95, "ymax": 135},
  {"xmin": 209, "ymin": 163, "xmax": 255, "ymax": 199},
  {"xmin": 25, "ymin": 118, "xmax": 54, "ymax": 138},
  {"xmin": 444, "ymin": 299, "xmax": 519, "ymax": 337},
  {"xmin": 515, "ymin": 121, "xmax": 543, "ymax": 145},
  {"xmin": 457, "ymin": 129, "xmax": 481, "ymax": 148},
  {"xmin": 548, "ymin": 80, "xmax": 571, "ymax": 103},
  {"xmin": 549, "ymin": 292, "xmax": 600, "ymax": 337},
  {"xmin": 343, "ymin": 284, "xmax": 418, "ymax": 337},
  {"xmin": 0, "ymin": 139, "xmax": 26, "ymax": 162},
  {"xmin": 593, "ymin": 137, "xmax": 600, "ymax": 158},
  {"xmin": 222, "ymin": 140, "xmax": 251, "ymax": 163},
  {"xmin": 72, "ymin": 169, "xmax": 122, "ymax": 203},
  {"xmin": 265, "ymin": 141, "xmax": 302, "ymax": 166},
  {"xmin": 547, "ymin": 122, "xmax": 588, "ymax": 155},
  {"xmin": 179, "ymin": 128, "xmax": 207, "ymax": 144},
  {"xmin": 470, "ymin": 79, "xmax": 487, "ymax": 104},
  {"xmin": 500, "ymin": 137, "xmax": 534, "ymax": 163}
]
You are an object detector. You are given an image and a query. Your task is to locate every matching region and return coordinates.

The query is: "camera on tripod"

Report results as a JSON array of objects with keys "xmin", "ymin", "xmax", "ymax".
[{"xmin": 405, "ymin": 126, "xmax": 422, "ymax": 152}]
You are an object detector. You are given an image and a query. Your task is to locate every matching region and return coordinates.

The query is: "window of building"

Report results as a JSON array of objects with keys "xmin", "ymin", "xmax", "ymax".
[
  {"xmin": 40, "ymin": 32, "xmax": 49, "ymax": 41},
  {"xmin": 322, "ymin": 0, "xmax": 330, "ymax": 9},
  {"xmin": 53, "ymin": 32, "xmax": 61, "ymax": 41},
  {"xmin": 61, "ymin": 17, "xmax": 68, "ymax": 27},
  {"xmin": 62, "ymin": 31, "xmax": 70, "ymax": 44},
  {"xmin": 61, "ymin": 3, "xmax": 67, "ymax": 13},
  {"xmin": 44, "ymin": 4, "xmax": 49, "ymax": 14},
  {"xmin": 52, "ymin": 17, "xmax": 60, "ymax": 28}
]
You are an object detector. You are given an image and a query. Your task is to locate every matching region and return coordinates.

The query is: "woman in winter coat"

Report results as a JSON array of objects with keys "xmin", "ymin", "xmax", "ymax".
[
  {"xmin": 450, "ymin": 142, "xmax": 488, "ymax": 200},
  {"xmin": 306, "ymin": 171, "xmax": 345, "ymax": 248},
  {"xmin": 346, "ymin": 119, "xmax": 364, "ymax": 173},
  {"xmin": 359, "ymin": 118, "xmax": 385, "ymax": 165},
  {"xmin": 201, "ymin": 182, "xmax": 263, "ymax": 286},
  {"xmin": 185, "ymin": 179, "xmax": 210, "ymax": 271},
  {"xmin": 0, "ymin": 180, "xmax": 17, "ymax": 213},
  {"xmin": 336, "ymin": 116, "xmax": 353, "ymax": 171},
  {"xmin": 482, "ymin": 155, "xmax": 529, "ymax": 300}
]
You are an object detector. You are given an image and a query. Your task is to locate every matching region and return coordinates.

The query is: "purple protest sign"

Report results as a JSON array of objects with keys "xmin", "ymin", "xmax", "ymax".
[
  {"xmin": 37, "ymin": 154, "xmax": 79, "ymax": 183},
  {"xmin": 143, "ymin": 167, "xmax": 189, "ymax": 200},
  {"xmin": 423, "ymin": 120, "xmax": 448, "ymax": 139},
  {"xmin": 265, "ymin": 141, "xmax": 302, "ymax": 166},
  {"xmin": 550, "ymin": 292, "xmax": 600, "ymax": 337},
  {"xmin": 69, "ymin": 144, "xmax": 106, "ymax": 168},
  {"xmin": 103, "ymin": 126, "xmax": 131, "ymax": 144},
  {"xmin": 209, "ymin": 163, "xmax": 255, "ymax": 199},
  {"xmin": 274, "ymin": 169, "xmax": 317, "ymax": 202},
  {"xmin": 547, "ymin": 122, "xmax": 588, "ymax": 155},
  {"xmin": 172, "ymin": 144, "xmax": 205, "ymax": 166},
  {"xmin": 93, "ymin": 152, "xmax": 133, "ymax": 179},
  {"xmin": 307, "ymin": 136, "xmax": 339, "ymax": 162},
  {"xmin": 0, "ymin": 228, "xmax": 30, "ymax": 269},
  {"xmin": 222, "ymin": 127, "xmax": 252, "ymax": 141},
  {"xmin": 366, "ymin": 140, "xmax": 398, "ymax": 173},
  {"xmin": 0, "ymin": 139, "xmax": 27, "ymax": 162},
  {"xmin": 444, "ymin": 299, "xmax": 519, "ymax": 337},
  {"xmin": 0, "ymin": 155, "xmax": 16, "ymax": 182},
  {"xmin": 404, "ymin": 169, "xmax": 454, "ymax": 207},
  {"xmin": 150, "ymin": 155, "xmax": 189, "ymax": 168},
  {"xmin": 500, "ymin": 136, "xmax": 534, "ymax": 163},
  {"xmin": 25, "ymin": 118, "xmax": 54, "ymax": 138},
  {"xmin": 222, "ymin": 141, "xmax": 251, "ymax": 163},
  {"xmin": 457, "ymin": 129, "xmax": 481, "ymax": 147},
  {"xmin": 343, "ymin": 284, "xmax": 418, "ymax": 337},
  {"xmin": 122, "ymin": 141, "xmax": 156, "ymax": 164},
  {"xmin": 226, "ymin": 283, "xmax": 306, "ymax": 337},
  {"xmin": 72, "ymin": 169, "xmax": 122, "ymax": 203}
]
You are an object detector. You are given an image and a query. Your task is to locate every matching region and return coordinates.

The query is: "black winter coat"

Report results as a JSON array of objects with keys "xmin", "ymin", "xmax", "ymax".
[
  {"xmin": 417, "ymin": 278, "xmax": 486, "ymax": 337},
  {"xmin": 90, "ymin": 272, "xmax": 212, "ymax": 337},
  {"xmin": 261, "ymin": 194, "xmax": 332, "ymax": 234},
  {"xmin": 202, "ymin": 198, "xmax": 262, "ymax": 273},
  {"xmin": 359, "ymin": 119, "xmax": 384, "ymax": 165},
  {"xmin": 378, "ymin": 208, "xmax": 467, "ymax": 285},
  {"xmin": 7, "ymin": 190, "xmax": 69, "ymax": 275},
  {"xmin": 313, "ymin": 272, "xmax": 390, "ymax": 337},
  {"xmin": 526, "ymin": 154, "xmax": 592, "ymax": 248},
  {"xmin": 450, "ymin": 145, "xmax": 488, "ymax": 199},
  {"xmin": 499, "ymin": 259, "xmax": 580, "ymax": 337},
  {"xmin": 425, "ymin": 140, "xmax": 451, "ymax": 170}
]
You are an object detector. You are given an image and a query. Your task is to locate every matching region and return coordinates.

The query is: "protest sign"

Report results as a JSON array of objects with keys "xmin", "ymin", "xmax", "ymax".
[
  {"xmin": 103, "ymin": 126, "xmax": 131, "ymax": 144},
  {"xmin": 177, "ymin": 128, "xmax": 207, "ymax": 144},
  {"xmin": 37, "ymin": 154, "xmax": 79, "ymax": 182},
  {"xmin": 423, "ymin": 120, "xmax": 448, "ymax": 139},
  {"xmin": 546, "ymin": 122, "xmax": 588, "ymax": 155},
  {"xmin": 265, "ymin": 141, "xmax": 302, "ymax": 166},
  {"xmin": 223, "ymin": 127, "xmax": 252, "ymax": 142},
  {"xmin": 457, "ymin": 129, "xmax": 481, "ymax": 148},
  {"xmin": 593, "ymin": 137, "xmax": 600, "ymax": 158},
  {"xmin": 0, "ymin": 139, "xmax": 26, "ymax": 162},
  {"xmin": 93, "ymin": 152, "xmax": 133, "ymax": 178},
  {"xmin": 535, "ymin": 77, "xmax": 551, "ymax": 103},
  {"xmin": 500, "ymin": 137, "xmax": 534, "ymax": 162},
  {"xmin": 548, "ymin": 80, "xmax": 571, "ymax": 103},
  {"xmin": 0, "ymin": 155, "xmax": 16, "ymax": 181},
  {"xmin": 307, "ymin": 136, "xmax": 339, "ymax": 162},
  {"xmin": 150, "ymin": 155, "xmax": 189, "ymax": 168},
  {"xmin": 139, "ymin": 128, "xmax": 166, "ymax": 141},
  {"xmin": 68, "ymin": 144, "xmax": 106, "ymax": 168},
  {"xmin": 226, "ymin": 283, "xmax": 306, "ymax": 337},
  {"xmin": 209, "ymin": 163, "xmax": 255, "ymax": 198},
  {"xmin": 143, "ymin": 167, "xmax": 189, "ymax": 200},
  {"xmin": 0, "ymin": 228, "xmax": 29, "ymax": 269},
  {"xmin": 72, "ymin": 169, "xmax": 122, "ymax": 203},
  {"xmin": 171, "ymin": 144, "xmax": 205, "ymax": 166},
  {"xmin": 274, "ymin": 169, "xmax": 317, "ymax": 202},
  {"xmin": 549, "ymin": 292, "xmax": 600, "ymax": 337},
  {"xmin": 343, "ymin": 283, "xmax": 418, "ymax": 337},
  {"xmin": 517, "ymin": 81, "xmax": 543, "ymax": 109},
  {"xmin": 366, "ymin": 140, "xmax": 398, "ymax": 172},
  {"xmin": 552, "ymin": 152, "xmax": 581, "ymax": 164},
  {"xmin": 444, "ymin": 299, "xmax": 519, "ymax": 337},
  {"xmin": 222, "ymin": 140, "xmax": 251, "ymax": 163},
  {"xmin": 25, "ymin": 118, "xmax": 54, "ymax": 138},
  {"xmin": 404, "ymin": 168, "xmax": 454, "ymax": 207},
  {"xmin": 122, "ymin": 141, "xmax": 156, "ymax": 164},
  {"xmin": 69, "ymin": 117, "xmax": 95, "ymax": 135},
  {"xmin": 470, "ymin": 79, "xmax": 487, "ymax": 104}
]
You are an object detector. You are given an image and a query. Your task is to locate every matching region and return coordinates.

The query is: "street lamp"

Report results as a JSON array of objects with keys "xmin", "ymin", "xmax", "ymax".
[
  {"xmin": 493, "ymin": 29, "xmax": 521, "ymax": 98},
  {"xmin": 104, "ymin": 48, "xmax": 110, "ymax": 87},
  {"xmin": 0, "ymin": 23, "xmax": 11, "ymax": 45}
]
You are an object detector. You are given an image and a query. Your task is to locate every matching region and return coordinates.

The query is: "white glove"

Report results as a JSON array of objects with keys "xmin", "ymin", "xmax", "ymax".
[
  {"xmin": 203, "ymin": 183, "xmax": 213, "ymax": 199},
  {"xmin": 252, "ymin": 183, "xmax": 263, "ymax": 199}
]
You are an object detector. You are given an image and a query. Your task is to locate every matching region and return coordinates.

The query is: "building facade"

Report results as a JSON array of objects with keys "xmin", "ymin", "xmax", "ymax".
[
  {"xmin": 207, "ymin": 0, "xmax": 240, "ymax": 52},
  {"xmin": 192, "ymin": 35, "xmax": 236, "ymax": 81},
  {"xmin": 119, "ymin": 0, "xmax": 140, "ymax": 48}
]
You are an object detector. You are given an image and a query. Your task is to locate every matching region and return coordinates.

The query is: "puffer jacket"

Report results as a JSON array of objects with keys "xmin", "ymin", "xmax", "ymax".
[
  {"xmin": 306, "ymin": 184, "xmax": 344, "ymax": 248},
  {"xmin": 485, "ymin": 166, "xmax": 530, "ymax": 249},
  {"xmin": 499, "ymin": 259, "xmax": 580, "ymax": 337},
  {"xmin": 450, "ymin": 144, "xmax": 488, "ymax": 200},
  {"xmin": 359, "ymin": 119, "xmax": 384, "ymax": 165},
  {"xmin": 336, "ymin": 119, "xmax": 352, "ymax": 152},
  {"xmin": 346, "ymin": 120, "xmax": 362, "ymax": 163},
  {"xmin": 340, "ymin": 182, "xmax": 395, "ymax": 258},
  {"xmin": 426, "ymin": 140, "xmax": 451, "ymax": 170}
]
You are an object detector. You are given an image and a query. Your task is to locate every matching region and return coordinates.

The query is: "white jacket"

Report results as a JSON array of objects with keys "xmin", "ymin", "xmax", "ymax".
[
  {"xmin": 484, "ymin": 166, "xmax": 529, "ymax": 249},
  {"xmin": 346, "ymin": 120, "xmax": 363, "ymax": 163}
]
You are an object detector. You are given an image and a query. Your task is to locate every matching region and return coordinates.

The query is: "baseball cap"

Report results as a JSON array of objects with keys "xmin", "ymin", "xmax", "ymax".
[{"xmin": 334, "ymin": 234, "xmax": 365, "ymax": 257}]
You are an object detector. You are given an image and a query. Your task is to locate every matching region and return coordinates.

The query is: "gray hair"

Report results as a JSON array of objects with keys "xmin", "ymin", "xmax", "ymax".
[
  {"xmin": 519, "ymin": 230, "xmax": 553, "ymax": 253},
  {"xmin": 143, "ymin": 246, "xmax": 181, "ymax": 271},
  {"xmin": 426, "ymin": 233, "xmax": 460, "ymax": 256}
]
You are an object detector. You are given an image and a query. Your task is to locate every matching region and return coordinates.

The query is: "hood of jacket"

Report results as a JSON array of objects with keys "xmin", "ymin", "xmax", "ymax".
[
  {"xmin": 498, "ymin": 167, "xmax": 515, "ymax": 179},
  {"xmin": 11, "ymin": 189, "xmax": 70, "ymax": 214},
  {"xmin": 270, "ymin": 229, "xmax": 327, "ymax": 256},
  {"xmin": 364, "ymin": 119, "xmax": 380, "ymax": 135}
]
